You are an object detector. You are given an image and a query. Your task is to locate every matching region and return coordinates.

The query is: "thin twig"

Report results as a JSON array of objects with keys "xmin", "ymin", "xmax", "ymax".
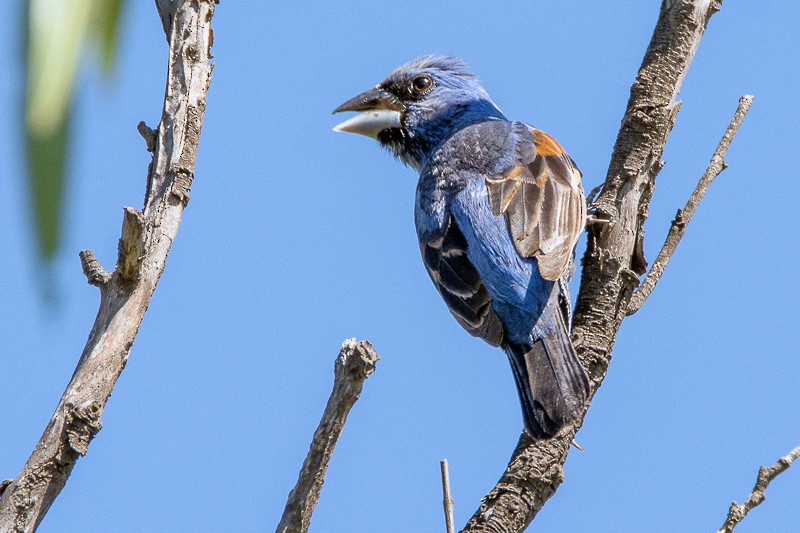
[
  {"xmin": 276, "ymin": 340, "xmax": 380, "ymax": 533},
  {"xmin": 441, "ymin": 459, "xmax": 455, "ymax": 533},
  {"xmin": 719, "ymin": 444, "xmax": 800, "ymax": 532},
  {"xmin": 627, "ymin": 94, "xmax": 754, "ymax": 315}
]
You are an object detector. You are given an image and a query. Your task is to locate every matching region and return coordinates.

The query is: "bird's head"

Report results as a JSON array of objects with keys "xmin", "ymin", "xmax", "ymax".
[{"xmin": 333, "ymin": 55, "xmax": 504, "ymax": 168}]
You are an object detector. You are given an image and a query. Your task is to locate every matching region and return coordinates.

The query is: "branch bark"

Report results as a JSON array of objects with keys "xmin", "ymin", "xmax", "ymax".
[
  {"xmin": 719, "ymin": 445, "xmax": 800, "ymax": 533},
  {"xmin": 0, "ymin": 1, "xmax": 216, "ymax": 530},
  {"xmin": 276, "ymin": 340, "xmax": 380, "ymax": 533},
  {"xmin": 441, "ymin": 460, "xmax": 456, "ymax": 533},
  {"xmin": 461, "ymin": 1, "xmax": 730, "ymax": 531}
]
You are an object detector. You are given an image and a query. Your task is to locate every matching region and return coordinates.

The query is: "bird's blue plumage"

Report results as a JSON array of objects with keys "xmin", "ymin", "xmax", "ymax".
[
  {"xmin": 334, "ymin": 55, "xmax": 589, "ymax": 437},
  {"xmin": 450, "ymin": 178, "xmax": 555, "ymax": 342}
]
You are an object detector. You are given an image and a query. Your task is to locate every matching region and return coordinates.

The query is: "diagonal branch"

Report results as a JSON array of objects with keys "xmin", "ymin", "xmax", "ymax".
[
  {"xmin": 0, "ymin": 1, "xmax": 216, "ymax": 530},
  {"xmin": 461, "ymin": 1, "xmax": 728, "ymax": 531},
  {"xmin": 719, "ymin": 444, "xmax": 800, "ymax": 532},
  {"xmin": 627, "ymin": 94, "xmax": 754, "ymax": 315},
  {"xmin": 276, "ymin": 340, "xmax": 380, "ymax": 533}
]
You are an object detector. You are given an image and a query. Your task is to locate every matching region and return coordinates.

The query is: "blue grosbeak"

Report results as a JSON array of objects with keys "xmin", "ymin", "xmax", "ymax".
[{"xmin": 333, "ymin": 55, "xmax": 589, "ymax": 438}]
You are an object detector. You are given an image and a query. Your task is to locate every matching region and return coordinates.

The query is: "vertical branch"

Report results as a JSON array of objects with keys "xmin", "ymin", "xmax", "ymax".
[
  {"xmin": 276, "ymin": 340, "xmax": 380, "ymax": 533},
  {"xmin": 0, "ymin": 1, "xmax": 216, "ymax": 530},
  {"xmin": 441, "ymin": 459, "xmax": 456, "ymax": 533},
  {"xmin": 461, "ymin": 1, "xmax": 726, "ymax": 531}
]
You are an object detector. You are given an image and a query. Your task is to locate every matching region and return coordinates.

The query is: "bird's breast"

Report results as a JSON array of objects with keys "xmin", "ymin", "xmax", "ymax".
[{"xmin": 414, "ymin": 170, "xmax": 450, "ymax": 245}]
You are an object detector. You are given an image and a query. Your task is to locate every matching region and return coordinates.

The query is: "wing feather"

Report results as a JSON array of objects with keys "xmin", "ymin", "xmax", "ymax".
[
  {"xmin": 421, "ymin": 216, "xmax": 505, "ymax": 347},
  {"xmin": 485, "ymin": 126, "xmax": 586, "ymax": 281}
]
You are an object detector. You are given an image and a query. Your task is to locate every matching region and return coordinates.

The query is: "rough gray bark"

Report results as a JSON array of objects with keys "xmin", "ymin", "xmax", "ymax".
[
  {"xmin": 0, "ymin": 1, "xmax": 216, "ymax": 530},
  {"xmin": 461, "ymin": 1, "xmax": 731, "ymax": 531},
  {"xmin": 277, "ymin": 340, "xmax": 380, "ymax": 533}
]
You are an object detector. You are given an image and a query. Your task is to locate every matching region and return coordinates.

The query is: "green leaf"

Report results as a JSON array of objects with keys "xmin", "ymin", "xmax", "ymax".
[
  {"xmin": 91, "ymin": 0, "xmax": 126, "ymax": 77},
  {"xmin": 27, "ymin": 106, "xmax": 70, "ymax": 259},
  {"xmin": 24, "ymin": 0, "xmax": 125, "ymax": 261},
  {"xmin": 25, "ymin": 0, "xmax": 92, "ymax": 259}
]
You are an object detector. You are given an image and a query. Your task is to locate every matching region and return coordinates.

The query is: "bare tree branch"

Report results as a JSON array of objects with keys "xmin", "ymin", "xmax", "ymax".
[
  {"xmin": 719, "ymin": 445, "xmax": 800, "ymax": 532},
  {"xmin": 461, "ymin": 1, "xmax": 729, "ymax": 531},
  {"xmin": 0, "ymin": 1, "xmax": 216, "ymax": 530},
  {"xmin": 627, "ymin": 94, "xmax": 754, "ymax": 315},
  {"xmin": 277, "ymin": 340, "xmax": 380, "ymax": 533},
  {"xmin": 441, "ymin": 459, "xmax": 456, "ymax": 533}
]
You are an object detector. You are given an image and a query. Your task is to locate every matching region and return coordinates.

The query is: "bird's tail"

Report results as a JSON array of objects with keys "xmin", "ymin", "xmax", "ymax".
[{"xmin": 502, "ymin": 319, "xmax": 589, "ymax": 438}]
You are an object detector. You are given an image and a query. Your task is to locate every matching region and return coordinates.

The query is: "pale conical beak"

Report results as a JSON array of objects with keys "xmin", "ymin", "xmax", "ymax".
[
  {"xmin": 332, "ymin": 87, "xmax": 405, "ymax": 139},
  {"xmin": 332, "ymin": 110, "xmax": 402, "ymax": 138}
]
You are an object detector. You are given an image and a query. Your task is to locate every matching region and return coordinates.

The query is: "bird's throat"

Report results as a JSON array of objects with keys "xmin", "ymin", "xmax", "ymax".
[{"xmin": 378, "ymin": 127, "xmax": 430, "ymax": 170}]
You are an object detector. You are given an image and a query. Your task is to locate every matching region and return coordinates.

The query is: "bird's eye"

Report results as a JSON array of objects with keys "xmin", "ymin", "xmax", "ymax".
[{"xmin": 412, "ymin": 76, "xmax": 432, "ymax": 93}]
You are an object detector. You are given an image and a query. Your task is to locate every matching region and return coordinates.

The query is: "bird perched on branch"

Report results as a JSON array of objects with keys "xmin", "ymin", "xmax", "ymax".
[{"xmin": 333, "ymin": 55, "xmax": 589, "ymax": 438}]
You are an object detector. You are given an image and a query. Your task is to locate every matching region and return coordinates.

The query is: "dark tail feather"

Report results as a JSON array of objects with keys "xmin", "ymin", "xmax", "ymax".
[{"xmin": 503, "ymin": 321, "xmax": 589, "ymax": 438}]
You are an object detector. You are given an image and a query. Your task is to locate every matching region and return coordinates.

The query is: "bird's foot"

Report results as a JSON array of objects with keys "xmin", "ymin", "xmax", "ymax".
[{"xmin": 586, "ymin": 213, "xmax": 610, "ymax": 225}]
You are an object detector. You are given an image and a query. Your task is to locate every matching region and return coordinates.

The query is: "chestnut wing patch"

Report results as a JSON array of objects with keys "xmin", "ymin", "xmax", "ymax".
[{"xmin": 486, "ymin": 127, "xmax": 586, "ymax": 281}]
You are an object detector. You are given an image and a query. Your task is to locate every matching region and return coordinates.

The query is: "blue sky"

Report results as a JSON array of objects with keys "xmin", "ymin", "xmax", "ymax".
[{"xmin": 1, "ymin": 2, "xmax": 798, "ymax": 532}]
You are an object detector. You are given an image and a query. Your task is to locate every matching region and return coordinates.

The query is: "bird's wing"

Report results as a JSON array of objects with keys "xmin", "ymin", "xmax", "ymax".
[
  {"xmin": 485, "ymin": 124, "xmax": 586, "ymax": 281},
  {"xmin": 420, "ymin": 216, "xmax": 505, "ymax": 347}
]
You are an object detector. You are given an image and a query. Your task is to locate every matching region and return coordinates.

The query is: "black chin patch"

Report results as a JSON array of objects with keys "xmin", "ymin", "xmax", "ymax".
[{"xmin": 377, "ymin": 127, "xmax": 406, "ymax": 147}]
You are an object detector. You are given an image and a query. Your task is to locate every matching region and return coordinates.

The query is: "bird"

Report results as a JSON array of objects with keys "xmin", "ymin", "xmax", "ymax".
[{"xmin": 332, "ymin": 55, "xmax": 589, "ymax": 438}]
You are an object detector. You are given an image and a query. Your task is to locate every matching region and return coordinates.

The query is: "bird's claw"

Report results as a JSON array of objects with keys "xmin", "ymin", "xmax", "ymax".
[{"xmin": 586, "ymin": 213, "xmax": 610, "ymax": 225}]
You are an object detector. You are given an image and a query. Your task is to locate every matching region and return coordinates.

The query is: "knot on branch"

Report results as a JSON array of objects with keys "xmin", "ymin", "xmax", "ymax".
[
  {"xmin": 622, "ymin": 105, "xmax": 657, "ymax": 132},
  {"xmin": 115, "ymin": 207, "xmax": 146, "ymax": 288},
  {"xmin": 63, "ymin": 402, "xmax": 103, "ymax": 458},
  {"xmin": 79, "ymin": 250, "xmax": 111, "ymax": 287},
  {"xmin": 169, "ymin": 169, "xmax": 194, "ymax": 207},
  {"xmin": 184, "ymin": 40, "xmax": 201, "ymax": 62},
  {"xmin": 672, "ymin": 208, "xmax": 687, "ymax": 230}
]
